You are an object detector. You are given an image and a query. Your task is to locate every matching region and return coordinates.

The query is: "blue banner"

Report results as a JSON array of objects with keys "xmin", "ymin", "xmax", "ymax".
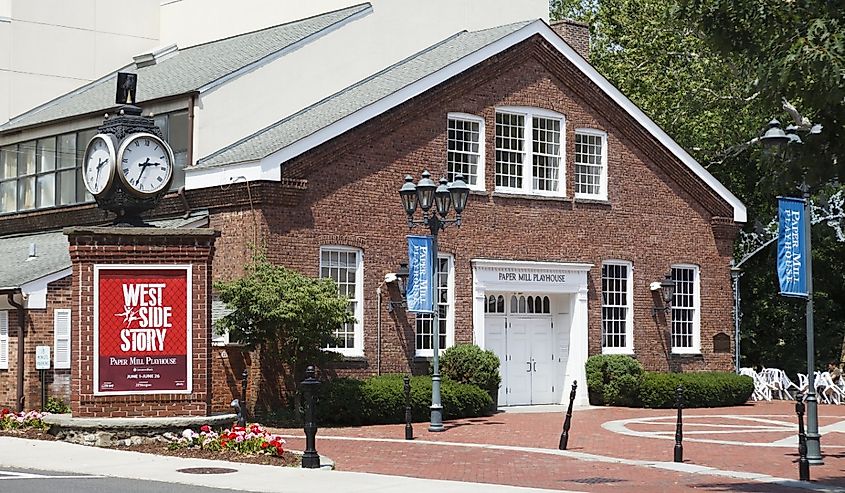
[
  {"xmin": 777, "ymin": 196, "xmax": 808, "ymax": 298},
  {"xmin": 406, "ymin": 235, "xmax": 434, "ymax": 313}
]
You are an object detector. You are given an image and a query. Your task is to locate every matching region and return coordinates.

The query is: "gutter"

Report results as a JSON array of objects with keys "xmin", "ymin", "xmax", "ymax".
[{"xmin": 3, "ymin": 290, "xmax": 25, "ymax": 412}]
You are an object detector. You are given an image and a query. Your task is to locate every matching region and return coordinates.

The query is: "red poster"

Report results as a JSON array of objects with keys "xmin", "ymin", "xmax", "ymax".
[{"xmin": 95, "ymin": 266, "xmax": 192, "ymax": 395}]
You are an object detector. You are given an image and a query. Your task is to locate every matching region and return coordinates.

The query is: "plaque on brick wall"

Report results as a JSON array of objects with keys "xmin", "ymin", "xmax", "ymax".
[
  {"xmin": 713, "ymin": 332, "xmax": 731, "ymax": 353},
  {"xmin": 94, "ymin": 265, "xmax": 192, "ymax": 395}
]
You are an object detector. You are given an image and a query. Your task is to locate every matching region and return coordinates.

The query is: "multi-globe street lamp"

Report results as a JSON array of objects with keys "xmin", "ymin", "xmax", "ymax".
[
  {"xmin": 759, "ymin": 118, "xmax": 822, "ymax": 464},
  {"xmin": 399, "ymin": 170, "xmax": 469, "ymax": 432}
]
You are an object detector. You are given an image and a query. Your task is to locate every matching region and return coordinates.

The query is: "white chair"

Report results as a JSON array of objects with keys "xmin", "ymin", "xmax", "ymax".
[
  {"xmin": 761, "ymin": 368, "xmax": 799, "ymax": 400},
  {"xmin": 817, "ymin": 371, "xmax": 843, "ymax": 405},
  {"xmin": 740, "ymin": 367, "xmax": 771, "ymax": 401}
]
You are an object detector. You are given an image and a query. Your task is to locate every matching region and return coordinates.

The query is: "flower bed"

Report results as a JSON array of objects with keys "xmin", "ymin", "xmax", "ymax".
[
  {"xmin": 170, "ymin": 423, "xmax": 290, "ymax": 459},
  {"xmin": 0, "ymin": 409, "xmax": 49, "ymax": 431}
]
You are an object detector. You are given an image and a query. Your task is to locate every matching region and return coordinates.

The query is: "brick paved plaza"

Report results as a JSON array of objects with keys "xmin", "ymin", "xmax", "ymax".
[{"xmin": 277, "ymin": 401, "xmax": 845, "ymax": 492}]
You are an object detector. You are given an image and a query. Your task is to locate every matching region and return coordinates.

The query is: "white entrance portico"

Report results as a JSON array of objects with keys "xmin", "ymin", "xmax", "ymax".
[{"xmin": 472, "ymin": 259, "xmax": 591, "ymax": 406}]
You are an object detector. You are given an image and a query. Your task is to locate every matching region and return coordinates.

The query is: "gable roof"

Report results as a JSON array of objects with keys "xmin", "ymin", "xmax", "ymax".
[
  {"xmin": 0, "ymin": 3, "xmax": 371, "ymax": 132},
  {"xmin": 192, "ymin": 19, "xmax": 746, "ymax": 223}
]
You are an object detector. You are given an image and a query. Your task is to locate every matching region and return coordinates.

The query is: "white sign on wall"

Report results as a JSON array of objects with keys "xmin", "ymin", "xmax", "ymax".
[{"xmin": 35, "ymin": 346, "xmax": 50, "ymax": 370}]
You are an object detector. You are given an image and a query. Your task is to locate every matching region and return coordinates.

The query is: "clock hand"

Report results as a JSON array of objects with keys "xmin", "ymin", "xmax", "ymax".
[{"xmin": 94, "ymin": 158, "xmax": 106, "ymax": 187}]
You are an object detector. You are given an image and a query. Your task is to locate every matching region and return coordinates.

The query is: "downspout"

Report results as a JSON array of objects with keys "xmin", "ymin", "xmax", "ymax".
[
  {"xmin": 376, "ymin": 286, "xmax": 382, "ymax": 376},
  {"xmin": 7, "ymin": 291, "xmax": 25, "ymax": 412},
  {"xmin": 187, "ymin": 93, "xmax": 196, "ymax": 168}
]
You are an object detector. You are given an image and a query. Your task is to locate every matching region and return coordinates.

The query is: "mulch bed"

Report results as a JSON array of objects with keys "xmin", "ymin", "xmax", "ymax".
[
  {"xmin": 0, "ymin": 429, "xmax": 59, "ymax": 441},
  {"xmin": 114, "ymin": 443, "xmax": 301, "ymax": 467}
]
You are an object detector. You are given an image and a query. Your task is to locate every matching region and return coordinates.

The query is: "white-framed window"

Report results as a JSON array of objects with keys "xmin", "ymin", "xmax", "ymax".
[
  {"xmin": 671, "ymin": 264, "xmax": 701, "ymax": 354},
  {"xmin": 415, "ymin": 254, "xmax": 454, "ymax": 357},
  {"xmin": 0, "ymin": 310, "xmax": 8, "ymax": 369},
  {"xmin": 320, "ymin": 246, "xmax": 364, "ymax": 356},
  {"xmin": 494, "ymin": 107, "xmax": 565, "ymax": 197},
  {"xmin": 574, "ymin": 129, "xmax": 608, "ymax": 200},
  {"xmin": 447, "ymin": 113, "xmax": 485, "ymax": 190},
  {"xmin": 53, "ymin": 309, "xmax": 71, "ymax": 369},
  {"xmin": 601, "ymin": 261, "xmax": 633, "ymax": 353}
]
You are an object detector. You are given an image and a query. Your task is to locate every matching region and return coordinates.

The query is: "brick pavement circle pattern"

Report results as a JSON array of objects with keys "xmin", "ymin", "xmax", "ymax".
[{"xmin": 274, "ymin": 401, "xmax": 845, "ymax": 492}]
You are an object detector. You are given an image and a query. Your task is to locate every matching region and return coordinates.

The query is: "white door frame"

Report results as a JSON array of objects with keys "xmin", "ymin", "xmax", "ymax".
[{"xmin": 472, "ymin": 259, "xmax": 592, "ymax": 406}]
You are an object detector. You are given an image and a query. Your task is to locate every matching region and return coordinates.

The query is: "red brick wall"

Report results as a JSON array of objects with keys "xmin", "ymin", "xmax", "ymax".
[
  {"xmin": 0, "ymin": 278, "xmax": 73, "ymax": 411},
  {"xmin": 550, "ymin": 19, "xmax": 590, "ymax": 59},
  {"xmin": 207, "ymin": 36, "xmax": 738, "ymax": 382},
  {"xmin": 66, "ymin": 228, "xmax": 217, "ymax": 417}
]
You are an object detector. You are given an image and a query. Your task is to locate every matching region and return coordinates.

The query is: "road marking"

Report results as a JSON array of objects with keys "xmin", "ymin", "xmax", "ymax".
[{"xmin": 0, "ymin": 470, "xmax": 105, "ymax": 480}]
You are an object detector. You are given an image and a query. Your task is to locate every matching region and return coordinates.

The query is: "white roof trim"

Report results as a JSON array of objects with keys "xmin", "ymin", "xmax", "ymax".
[
  {"xmin": 21, "ymin": 267, "xmax": 72, "ymax": 310},
  {"xmin": 227, "ymin": 19, "xmax": 745, "ymax": 223},
  {"xmin": 472, "ymin": 258, "xmax": 594, "ymax": 272}
]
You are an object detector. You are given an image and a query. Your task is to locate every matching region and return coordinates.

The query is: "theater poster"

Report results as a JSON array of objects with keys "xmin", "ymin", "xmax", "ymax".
[{"xmin": 94, "ymin": 265, "xmax": 192, "ymax": 395}]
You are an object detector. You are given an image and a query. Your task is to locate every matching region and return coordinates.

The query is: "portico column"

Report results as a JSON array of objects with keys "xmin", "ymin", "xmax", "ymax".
[{"xmin": 566, "ymin": 284, "xmax": 590, "ymax": 406}]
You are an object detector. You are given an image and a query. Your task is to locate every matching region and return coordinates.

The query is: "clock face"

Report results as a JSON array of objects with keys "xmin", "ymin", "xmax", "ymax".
[
  {"xmin": 117, "ymin": 133, "xmax": 174, "ymax": 196},
  {"xmin": 83, "ymin": 134, "xmax": 116, "ymax": 196}
]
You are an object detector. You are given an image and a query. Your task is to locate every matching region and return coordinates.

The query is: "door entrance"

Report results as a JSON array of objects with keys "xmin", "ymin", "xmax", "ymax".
[{"xmin": 484, "ymin": 294, "xmax": 564, "ymax": 406}]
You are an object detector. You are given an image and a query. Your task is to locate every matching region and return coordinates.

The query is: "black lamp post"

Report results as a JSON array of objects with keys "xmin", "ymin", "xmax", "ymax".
[
  {"xmin": 399, "ymin": 171, "xmax": 469, "ymax": 432},
  {"xmin": 760, "ymin": 118, "xmax": 822, "ymax": 464}
]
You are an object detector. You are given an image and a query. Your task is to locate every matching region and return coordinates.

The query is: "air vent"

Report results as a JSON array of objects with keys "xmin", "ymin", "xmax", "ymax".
[{"xmin": 133, "ymin": 43, "xmax": 178, "ymax": 68}]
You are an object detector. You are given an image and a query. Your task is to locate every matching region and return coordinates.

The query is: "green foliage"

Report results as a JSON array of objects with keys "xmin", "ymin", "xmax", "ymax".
[
  {"xmin": 43, "ymin": 397, "xmax": 71, "ymax": 414},
  {"xmin": 214, "ymin": 255, "xmax": 354, "ymax": 397},
  {"xmin": 585, "ymin": 355, "xmax": 644, "ymax": 406},
  {"xmin": 638, "ymin": 372, "xmax": 754, "ymax": 408},
  {"xmin": 440, "ymin": 344, "xmax": 501, "ymax": 396},
  {"xmin": 317, "ymin": 375, "xmax": 492, "ymax": 426}
]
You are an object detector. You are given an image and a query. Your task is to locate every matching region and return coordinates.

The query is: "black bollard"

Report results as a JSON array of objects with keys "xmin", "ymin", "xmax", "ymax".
[
  {"xmin": 674, "ymin": 385, "xmax": 684, "ymax": 463},
  {"xmin": 301, "ymin": 365, "xmax": 321, "ymax": 469},
  {"xmin": 238, "ymin": 369, "xmax": 248, "ymax": 427},
  {"xmin": 558, "ymin": 380, "xmax": 577, "ymax": 450},
  {"xmin": 404, "ymin": 375, "xmax": 413, "ymax": 440},
  {"xmin": 796, "ymin": 394, "xmax": 810, "ymax": 481}
]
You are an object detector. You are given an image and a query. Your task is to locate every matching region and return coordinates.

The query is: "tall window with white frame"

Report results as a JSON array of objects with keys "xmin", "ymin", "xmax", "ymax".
[
  {"xmin": 574, "ymin": 129, "xmax": 608, "ymax": 200},
  {"xmin": 446, "ymin": 113, "xmax": 484, "ymax": 190},
  {"xmin": 415, "ymin": 255, "xmax": 454, "ymax": 357},
  {"xmin": 601, "ymin": 261, "xmax": 633, "ymax": 353},
  {"xmin": 670, "ymin": 265, "xmax": 700, "ymax": 353},
  {"xmin": 320, "ymin": 247, "xmax": 363, "ymax": 356},
  {"xmin": 494, "ymin": 108, "xmax": 564, "ymax": 196}
]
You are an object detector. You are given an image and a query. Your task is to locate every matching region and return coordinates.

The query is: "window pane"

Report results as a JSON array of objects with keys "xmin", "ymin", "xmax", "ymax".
[
  {"xmin": 532, "ymin": 117, "xmax": 560, "ymax": 192},
  {"xmin": 415, "ymin": 256, "xmax": 451, "ymax": 353},
  {"xmin": 58, "ymin": 169, "xmax": 77, "ymax": 205},
  {"xmin": 601, "ymin": 263, "xmax": 629, "ymax": 349},
  {"xmin": 1, "ymin": 146, "xmax": 17, "ymax": 179},
  {"xmin": 495, "ymin": 112, "xmax": 524, "ymax": 188},
  {"xmin": 18, "ymin": 176, "xmax": 35, "ymax": 210},
  {"xmin": 76, "ymin": 130, "xmax": 97, "ymax": 165},
  {"xmin": 0, "ymin": 180, "xmax": 16, "ymax": 212},
  {"xmin": 320, "ymin": 248, "xmax": 360, "ymax": 350},
  {"xmin": 37, "ymin": 137, "xmax": 56, "ymax": 172},
  {"xmin": 575, "ymin": 132, "xmax": 604, "ymax": 196},
  {"xmin": 168, "ymin": 111, "xmax": 189, "ymax": 190},
  {"xmin": 671, "ymin": 267, "xmax": 696, "ymax": 349},
  {"xmin": 18, "ymin": 142, "xmax": 36, "ymax": 175},
  {"xmin": 58, "ymin": 134, "xmax": 76, "ymax": 169},
  {"xmin": 36, "ymin": 174, "xmax": 55, "ymax": 208},
  {"xmin": 447, "ymin": 117, "xmax": 481, "ymax": 186}
]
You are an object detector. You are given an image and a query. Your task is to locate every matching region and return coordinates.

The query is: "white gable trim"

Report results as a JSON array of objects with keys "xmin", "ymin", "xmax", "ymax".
[
  {"xmin": 198, "ymin": 4, "xmax": 373, "ymax": 94},
  {"xmin": 193, "ymin": 19, "xmax": 745, "ymax": 222},
  {"xmin": 21, "ymin": 268, "xmax": 72, "ymax": 310}
]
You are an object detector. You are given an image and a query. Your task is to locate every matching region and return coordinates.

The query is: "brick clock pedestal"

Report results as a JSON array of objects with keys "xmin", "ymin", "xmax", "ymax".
[{"xmin": 64, "ymin": 227, "xmax": 219, "ymax": 418}]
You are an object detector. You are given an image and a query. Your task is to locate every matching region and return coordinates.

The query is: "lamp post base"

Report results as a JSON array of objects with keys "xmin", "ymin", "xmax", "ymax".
[
  {"xmin": 805, "ymin": 393, "xmax": 823, "ymax": 464},
  {"xmin": 429, "ymin": 404, "xmax": 444, "ymax": 432}
]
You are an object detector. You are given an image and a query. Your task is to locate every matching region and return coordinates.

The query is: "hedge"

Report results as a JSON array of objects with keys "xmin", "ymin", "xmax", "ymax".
[
  {"xmin": 638, "ymin": 372, "xmax": 754, "ymax": 408},
  {"xmin": 585, "ymin": 354, "xmax": 754, "ymax": 408},
  {"xmin": 317, "ymin": 374, "xmax": 492, "ymax": 426}
]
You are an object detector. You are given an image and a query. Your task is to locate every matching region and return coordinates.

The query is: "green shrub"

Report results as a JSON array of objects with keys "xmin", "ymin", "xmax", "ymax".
[
  {"xmin": 639, "ymin": 372, "xmax": 753, "ymax": 408},
  {"xmin": 440, "ymin": 344, "xmax": 501, "ymax": 397},
  {"xmin": 44, "ymin": 397, "xmax": 71, "ymax": 414},
  {"xmin": 585, "ymin": 354, "xmax": 644, "ymax": 406},
  {"xmin": 318, "ymin": 374, "xmax": 492, "ymax": 426}
]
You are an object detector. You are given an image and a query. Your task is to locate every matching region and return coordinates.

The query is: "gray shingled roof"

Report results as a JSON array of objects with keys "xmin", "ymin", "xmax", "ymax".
[
  {"xmin": 0, "ymin": 4, "xmax": 370, "ymax": 132},
  {"xmin": 0, "ymin": 210, "xmax": 209, "ymax": 290},
  {"xmin": 195, "ymin": 21, "xmax": 532, "ymax": 168}
]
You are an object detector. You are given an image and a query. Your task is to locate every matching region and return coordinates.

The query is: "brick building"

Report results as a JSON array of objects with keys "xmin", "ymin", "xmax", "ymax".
[{"xmin": 0, "ymin": 4, "xmax": 744, "ymax": 413}]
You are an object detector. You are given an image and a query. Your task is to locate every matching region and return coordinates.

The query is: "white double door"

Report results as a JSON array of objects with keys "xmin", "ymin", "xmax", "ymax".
[{"xmin": 488, "ymin": 317, "xmax": 557, "ymax": 406}]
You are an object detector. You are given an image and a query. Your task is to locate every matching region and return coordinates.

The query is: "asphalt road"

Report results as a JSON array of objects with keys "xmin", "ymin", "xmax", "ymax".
[{"xmin": 0, "ymin": 468, "xmax": 243, "ymax": 493}]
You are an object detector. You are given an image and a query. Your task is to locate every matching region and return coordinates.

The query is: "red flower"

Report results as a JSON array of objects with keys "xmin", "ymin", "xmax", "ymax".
[
  {"xmin": 200, "ymin": 425, "xmax": 211, "ymax": 433},
  {"xmin": 261, "ymin": 442, "xmax": 269, "ymax": 449},
  {"xmin": 0, "ymin": 408, "xmax": 9, "ymax": 416}
]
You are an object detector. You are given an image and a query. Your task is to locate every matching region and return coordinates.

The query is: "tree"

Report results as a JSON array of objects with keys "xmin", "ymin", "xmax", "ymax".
[
  {"xmin": 214, "ymin": 256, "xmax": 354, "ymax": 409},
  {"xmin": 550, "ymin": 0, "xmax": 845, "ymax": 373}
]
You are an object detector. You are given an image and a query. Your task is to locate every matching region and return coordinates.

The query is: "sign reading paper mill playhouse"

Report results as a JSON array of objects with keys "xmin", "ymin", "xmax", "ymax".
[{"xmin": 497, "ymin": 271, "xmax": 566, "ymax": 283}]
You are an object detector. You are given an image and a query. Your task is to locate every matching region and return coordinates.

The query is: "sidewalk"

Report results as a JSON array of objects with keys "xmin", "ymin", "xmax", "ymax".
[{"xmin": 0, "ymin": 436, "xmax": 577, "ymax": 493}]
